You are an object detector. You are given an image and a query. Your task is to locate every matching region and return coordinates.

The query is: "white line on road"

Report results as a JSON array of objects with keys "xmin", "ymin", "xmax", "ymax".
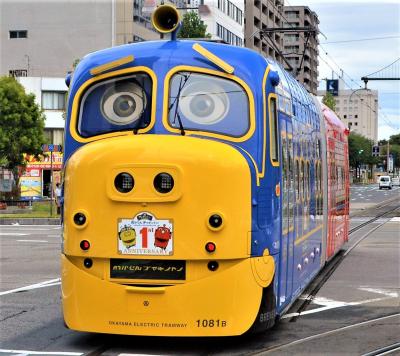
[
  {"xmin": 17, "ymin": 240, "xmax": 48, "ymax": 243},
  {"xmin": 282, "ymin": 287, "xmax": 398, "ymax": 319},
  {"xmin": 0, "ymin": 278, "xmax": 61, "ymax": 296},
  {"xmin": 0, "ymin": 350, "xmax": 82, "ymax": 355},
  {"xmin": 0, "ymin": 233, "xmax": 29, "ymax": 236}
]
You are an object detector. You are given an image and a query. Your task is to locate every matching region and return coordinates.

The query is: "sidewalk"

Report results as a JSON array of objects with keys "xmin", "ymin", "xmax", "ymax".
[{"xmin": 0, "ymin": 217, "xmax": 60, "ymax": 225}]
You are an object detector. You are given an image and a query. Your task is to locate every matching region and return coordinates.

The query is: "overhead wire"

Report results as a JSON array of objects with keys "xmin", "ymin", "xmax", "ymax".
[{"xmin": 283, "ymin": 0, "xmax": 398, "ymax": 130}]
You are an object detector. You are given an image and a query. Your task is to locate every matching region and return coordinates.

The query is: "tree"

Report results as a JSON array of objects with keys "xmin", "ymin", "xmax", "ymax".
[
  {"xmin": 0, "ymin": 76, "xmax": 46, "ymax": 185},
  {"xmin": 379, "ymin": 133, "xmax": 400, "ymax": 170},
  {"xmin": 178, "ymin": 11, "xmax": 211, "ymax": 39},
  {"xmin": 348, "ymin": 132, "xmax": 379, "ymax": 181},
  {"xmin": 322, "ymin": 92, "xmax": 336, "ymax": 111}
]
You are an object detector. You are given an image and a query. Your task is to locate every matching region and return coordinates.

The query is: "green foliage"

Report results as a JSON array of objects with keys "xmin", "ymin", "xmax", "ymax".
[
  {"xmin": 389, "ymin": 132, "xmax": 400, "ymax": 146},
  {"xmin": 178, "ymin": 11, "xmax": 211, "ymax": 39},
  {"xmin": 378, "ymin": 133, "xmax": 400, "ymax": 169},
  {"xmin": 0, "ymin": 76, "xmax": 46, "ymax": 172},
  {"xmin": 348, "ymin": 132, "xmax": 379, "ymax": 168},
  {"xmin": 322, "ymin": 92, "xmax": 336, "ymax": 111}
]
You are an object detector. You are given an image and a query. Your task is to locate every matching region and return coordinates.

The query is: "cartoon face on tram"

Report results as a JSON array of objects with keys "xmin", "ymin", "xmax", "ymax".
[{"xmin": 61, "ymin": 5, "xmax": 349, "ymax": 337}]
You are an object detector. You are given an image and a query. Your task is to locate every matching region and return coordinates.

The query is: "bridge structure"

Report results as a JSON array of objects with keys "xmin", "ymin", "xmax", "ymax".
[{"xmin": 361, "ymin": 58, "xmax": 400, "ymax": 88}]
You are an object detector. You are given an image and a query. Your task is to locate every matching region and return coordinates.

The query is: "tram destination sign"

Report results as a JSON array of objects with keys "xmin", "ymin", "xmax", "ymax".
[{"xmin": 110, "ymin": 259, "xmax": 186, "ymax": 280}]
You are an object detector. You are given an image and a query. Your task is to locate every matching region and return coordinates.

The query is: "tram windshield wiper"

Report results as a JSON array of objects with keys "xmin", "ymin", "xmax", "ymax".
[{"xmin": 168, "ymin": 73, "xmax": 191, "ymax": 136}]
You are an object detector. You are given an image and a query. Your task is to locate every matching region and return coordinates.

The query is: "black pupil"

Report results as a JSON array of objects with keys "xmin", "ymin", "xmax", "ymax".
[{"xmin": 113, "ymin": 95, "xmax": 136, "ymax": 117}]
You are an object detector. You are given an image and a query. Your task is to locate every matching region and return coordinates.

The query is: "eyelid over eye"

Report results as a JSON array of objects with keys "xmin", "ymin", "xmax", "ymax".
[{"xmin": 77, "ymin": 72, "xmax": 153, "ymax": 138}]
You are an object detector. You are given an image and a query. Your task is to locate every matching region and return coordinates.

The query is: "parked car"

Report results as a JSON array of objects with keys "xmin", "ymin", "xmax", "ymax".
[
  {"xmin": 391, "ymin": 176, "xmax": 400, "ymax": 186},
  {"xmin": 378, "ymin": 176, "xmax": 393, "ymax": 189}
]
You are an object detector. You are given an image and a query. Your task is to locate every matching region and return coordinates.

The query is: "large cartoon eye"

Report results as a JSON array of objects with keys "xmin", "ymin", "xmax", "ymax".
[
  {"xmin": 101, "ymin": 82, "xmax": 146, "ymax": 125},
  {"xmin": 179, "ymin": 81, "xmax": 229, "ymax": 125}
]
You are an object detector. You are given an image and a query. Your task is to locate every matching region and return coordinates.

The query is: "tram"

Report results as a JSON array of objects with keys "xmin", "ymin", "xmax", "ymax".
[{"xmin": 61, "ymin": 5, "xmax": 349, "ymax": 336}]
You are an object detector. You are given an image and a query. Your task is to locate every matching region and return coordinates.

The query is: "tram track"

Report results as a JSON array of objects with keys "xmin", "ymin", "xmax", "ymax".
[
  {"xmin": 287, "ymin": 200, "xmax": 399, "ymax": 323},
  {"xmin": 349, "ymin": 198, "xmax": 400, "ymax": 235},
  {"xmin": 249, "ymin": 313, "xmax": 400, "ymax": 355},
  {"xmin": 251, "ymin": 200, "xmax": 400, "ymax": 355}
]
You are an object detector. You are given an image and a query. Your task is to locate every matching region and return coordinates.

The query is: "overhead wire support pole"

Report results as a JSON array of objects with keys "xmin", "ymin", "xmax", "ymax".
[{"xmin": 259, "ymin": 26, "xmax": 319, "ymax": 77}]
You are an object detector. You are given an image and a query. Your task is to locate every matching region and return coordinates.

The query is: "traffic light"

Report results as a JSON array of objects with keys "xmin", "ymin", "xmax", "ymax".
[{"xmin": 372, "ymin": 145, "xmax": 379, "ymax": 157}]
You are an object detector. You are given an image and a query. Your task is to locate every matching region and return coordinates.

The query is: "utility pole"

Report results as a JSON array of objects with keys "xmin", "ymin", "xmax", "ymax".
[{"xmin": 387, "ymin": 140, "xmax": 390, "ymax": 173}]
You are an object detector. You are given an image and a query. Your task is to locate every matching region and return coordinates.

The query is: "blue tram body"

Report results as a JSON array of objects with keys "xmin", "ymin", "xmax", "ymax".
[{"xmin": 62, "ymin": 13, "xmax": 349, "ymax": 335}]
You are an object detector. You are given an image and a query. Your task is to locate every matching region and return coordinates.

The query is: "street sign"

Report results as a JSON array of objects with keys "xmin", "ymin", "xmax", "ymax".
[
  {"xmin": 326, "ymin": 79, "xmax": 339, "ymax": 96},
  {"xmin": 42, "ymin": 144, "xmax": 62, "ymax": 152}
]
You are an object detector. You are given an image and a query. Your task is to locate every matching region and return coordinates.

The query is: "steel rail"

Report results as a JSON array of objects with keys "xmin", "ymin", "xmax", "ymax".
[
  {"xmin": 287, "ymin": 203, "xmax": 399, "ymax": 323},
  {"xmin": 249, "ymin": 314, "xmax": 400, "ymax": 355},
  {"xmin": 361, "ymin": 342, "xmax": 400, "ymax": 356}
]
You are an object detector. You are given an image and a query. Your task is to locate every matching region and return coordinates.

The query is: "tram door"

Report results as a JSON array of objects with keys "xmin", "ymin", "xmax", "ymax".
[{"xmin": 278, "ymin": 120, "xmax": 295, "ymax": 307}]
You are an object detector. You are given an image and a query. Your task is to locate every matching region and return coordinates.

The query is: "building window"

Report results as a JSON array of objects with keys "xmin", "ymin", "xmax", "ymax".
[
  {"xmin": 9, "ymin": 30, "xmax": 27, "ymax": 39},
  {"xmin": 354, "ymin": 122, "xmax": 358, "ymax": 126},
  {"xmin": 217, "ymin": 0, "xmax": 243, "ymax": 25},
  {"xmin": 343, "ymin": 115, "xmax": 347, "ymax": 118},
  {"xmin": 355, "ymin": 114, "xmax": 358, "ymax": 118},
  {"xmin": 42, "ymin": 91, "xmax": 67, "ymax": 110},
  {"xmin": 216, "ymin": 23, "xmax": 243, "ymax": 46}
]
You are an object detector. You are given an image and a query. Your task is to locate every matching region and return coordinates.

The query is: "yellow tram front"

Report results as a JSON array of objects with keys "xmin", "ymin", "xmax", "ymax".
[{"xmin": 61, "ymin": 5, "xmax": 276, "ymax": 336}]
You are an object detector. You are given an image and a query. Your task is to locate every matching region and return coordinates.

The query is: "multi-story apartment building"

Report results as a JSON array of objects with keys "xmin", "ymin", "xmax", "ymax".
[
  {"xmin": 318, "ymin": 87, "xmax": 379, "ymax": 142},
  {"xmin": 283, "ymin": 6, "xmax": 319, "ymax": 95},
  {"xmin": 200, "ymin": 0, "xmax": 244, "ymax": 46},
  {"xmin": 1, "ymin": 0, "xmax": 161, "ymax": 147},
  {"xmin": 244, "ymin": 0, "xmax": 284, "ymax": 63},
  {"xmin": 0, "ymin": 0, "xmax": 157, "ymax": 78}
]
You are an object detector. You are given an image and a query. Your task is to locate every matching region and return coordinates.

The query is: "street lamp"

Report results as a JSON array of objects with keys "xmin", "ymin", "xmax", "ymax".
[
  {"xmin": 349, "ymin": 88, "xmax": 371, "ymax": 104},
  {"xmin": 356, "ymin": 149, "xmax": 364, "ymax": 182}
]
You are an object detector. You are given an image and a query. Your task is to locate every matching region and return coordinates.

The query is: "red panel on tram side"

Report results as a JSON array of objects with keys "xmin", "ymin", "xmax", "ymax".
[{"xmin": 322, "ymin": 104, "xmax": 350, "ymax": 260}]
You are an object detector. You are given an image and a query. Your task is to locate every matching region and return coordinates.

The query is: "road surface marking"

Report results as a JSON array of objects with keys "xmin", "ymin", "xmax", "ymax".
[
  {"xmin": 0, "ymin": 350, "xmax": 82, "ymax": 355},
  {"xmin": 17, "ymin": 240, "xmax": 48, "ymax": 243},
  {"xmin": 0, "ymin": 233, "xmax": 28, "ymax": 236},
  {"xmin": 282, "ymin": 288, "xmax": 398, "ymax": 319},
  {"xmin": 0, "ymin": 278, "xmax": 61, "ymax": 296}
]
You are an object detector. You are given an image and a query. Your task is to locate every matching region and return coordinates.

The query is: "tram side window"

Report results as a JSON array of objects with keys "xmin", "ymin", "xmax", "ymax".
[
  {"xmin": 270, "ymin": 98, "xmax": 279, "ymax": 164},
  {"xmin": 296, "ymin": 159, "xmax": 300, "ymax": 201},
  {"xmin": 306, "ymin": 161, "xmax": 310, "ymax": 199},
  {"xmin": 301, "ymin": 160, "xmax": 305, "ymax": 201}
]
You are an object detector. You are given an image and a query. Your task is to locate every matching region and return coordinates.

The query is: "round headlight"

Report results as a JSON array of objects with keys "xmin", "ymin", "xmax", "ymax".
[
  {"xmin": 114, "ymin": 172, "xmax": 134, "ymax": 193},
  {"xmin": 154, "ymin": 173, "xmax": 174, "ymax": 194},
  {"xmin": 209, "ymin": 214, "xmax": 223, "ymax": 229},
  {"xmin": 74, "ymin": 212, "xmax": 86, "ymax": 226}
]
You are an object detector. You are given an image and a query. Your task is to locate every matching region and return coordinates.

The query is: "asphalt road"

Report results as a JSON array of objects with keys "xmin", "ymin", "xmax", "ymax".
[{"xmin": 0, "ymin": 188, "xmax": 399, "ymax": 355}]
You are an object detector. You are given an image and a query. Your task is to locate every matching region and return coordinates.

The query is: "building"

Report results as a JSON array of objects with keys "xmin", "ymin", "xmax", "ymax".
[
  {"xmin": 283, "ymin": 6, "xmax": 319, "ymax": 95},
  {"xmin": 199, "ymin": 0, "xmax": 244, "ymax": 46},
  {"xmin": 244, "ymin": 0, "xmax": 284, "ymax": 63},
  {"xmin": 0, "ymin": 0, "xmax": 154, "ymax": 78},
  {"xmin": 318, "ymin": 85, "xmax": 379, "ymax": 142}
]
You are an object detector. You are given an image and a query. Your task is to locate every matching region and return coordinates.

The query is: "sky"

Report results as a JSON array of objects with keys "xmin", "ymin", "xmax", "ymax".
[{"xmin": 285, "ymin": 0, "xmax": 400, "ymax": 140}]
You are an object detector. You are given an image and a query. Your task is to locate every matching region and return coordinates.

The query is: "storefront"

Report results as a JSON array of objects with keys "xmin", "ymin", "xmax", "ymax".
[{"xmin": 20, "ymin": 153, "xmax": 63, "ymax": 200}]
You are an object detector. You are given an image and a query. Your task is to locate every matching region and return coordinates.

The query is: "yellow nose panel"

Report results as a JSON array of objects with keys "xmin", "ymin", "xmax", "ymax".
[{"xmin": 63, "ymin": 135, "xmax": 252, "ymax": 261}]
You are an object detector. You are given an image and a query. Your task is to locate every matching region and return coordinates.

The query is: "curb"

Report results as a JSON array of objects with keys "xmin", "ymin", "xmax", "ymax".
[{"xmin": 0, "ymin": 218, "xmax": 60, "ymax": 225}]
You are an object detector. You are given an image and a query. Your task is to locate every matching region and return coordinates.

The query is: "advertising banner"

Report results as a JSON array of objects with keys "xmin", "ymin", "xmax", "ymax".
[{"xmin": 20, "ymin": 176, "xmax": 41, "ymax": 199}]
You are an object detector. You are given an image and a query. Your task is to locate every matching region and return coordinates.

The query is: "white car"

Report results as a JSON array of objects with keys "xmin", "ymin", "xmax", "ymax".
[
  {"xmin": 392, "ymin": 177, "xmax": 400, "ymax": 186},
  {"xmin": 378, "ymin": 176, "xmax": 393, "ymax": 190}
]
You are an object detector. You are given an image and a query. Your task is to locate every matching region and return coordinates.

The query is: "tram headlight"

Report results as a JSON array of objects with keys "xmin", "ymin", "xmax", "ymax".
[
  {"xmin": 208, "ymin": 214, "xmax": 223, "ymax": 229},
  {"xmin": 114, "ymin": 172, "xmax": 134, "ymax": 193},
  {"xmin": 74, "ymin": 212, "xmax": 87, "ymax": 226},
  {"xmin": 154, "ymin": 173, "xmax": 174, "ymax": 194}
]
